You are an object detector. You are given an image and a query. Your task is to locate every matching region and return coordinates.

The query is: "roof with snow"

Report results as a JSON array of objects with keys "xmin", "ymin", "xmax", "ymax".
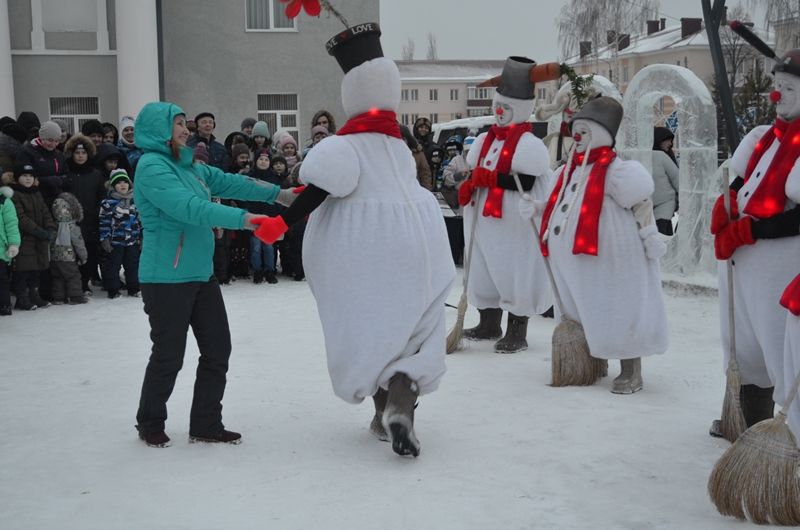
[
  {"xmin": 564, "ymin": 22, "xmax": 775, "ymax": 65},
  {"xmin": 396, "ymin": 60, "xmax": 506, "ymax": 82}
]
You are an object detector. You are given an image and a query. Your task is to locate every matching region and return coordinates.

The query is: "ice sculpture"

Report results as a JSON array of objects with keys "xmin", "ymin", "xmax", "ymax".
[{"xmin": 618, "ymin": 64, "xmax": 718, "ymax": 276}]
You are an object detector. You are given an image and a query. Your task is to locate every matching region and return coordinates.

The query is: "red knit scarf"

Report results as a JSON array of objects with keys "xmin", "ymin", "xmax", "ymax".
[
  {"xmin": 742, "ymin": 118, "xmax": 800, "ymax": 218},
  {"xmin": 476, "ymin": 122, "xmax": 532, "ymax": 218},
  {"xmin": 539, "ymin": 146, "xmax": 616, "ymax": 257},
  {"xmin": 336, "ymin": 109, "xmax": 401, "ymax": 138},
  {"xmin": 781, "ymin": 273, "xmax": 800, "ymax": 316}
]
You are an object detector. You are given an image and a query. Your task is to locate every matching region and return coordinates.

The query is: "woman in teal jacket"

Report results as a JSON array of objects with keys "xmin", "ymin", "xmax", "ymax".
[{"xmin": 133, "ymin": 101, "xmax": 285, "ymax": 447}]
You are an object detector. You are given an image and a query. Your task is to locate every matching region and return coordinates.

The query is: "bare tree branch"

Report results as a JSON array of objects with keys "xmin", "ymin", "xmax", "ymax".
[
  {"xmin": 426, "ymin": 32, "xmax": 438, "ymax": 61},
  {"xmin": 401, "ymin": 38, "xmax": 415, "ymax": 61}
]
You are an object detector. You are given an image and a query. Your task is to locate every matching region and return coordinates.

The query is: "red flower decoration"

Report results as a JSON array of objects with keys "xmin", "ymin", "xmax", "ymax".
[{"xmin": 280, "ymin": 0, "xmax": 321, "ymax": 18}]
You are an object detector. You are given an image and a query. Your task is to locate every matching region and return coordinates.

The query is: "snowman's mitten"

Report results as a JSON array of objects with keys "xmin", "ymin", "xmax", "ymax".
[{"xmin": 639, "ymin": 224, "xmax": 666, "ymax": 260}]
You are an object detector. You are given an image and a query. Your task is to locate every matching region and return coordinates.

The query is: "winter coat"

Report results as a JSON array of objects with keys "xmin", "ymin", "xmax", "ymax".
[
  {"xmin": 11, "ymin": 183, "xmax": 56, "ymax": 271},
  {"xmin": 0, "ymin": 131, "xmax": 22, "ymax": 172},
  {"xmin": 187, "ymin": 133, "xmax": 229, "ymax": 171},
  {"xmin": 651, "ymin": 150, "xmax": 679, "ymax": 220},
  {"xmin": 116, "ymin": 138, "xmax": 143, "ymax": 174},
  {"xmin": 50, "ymin": 192, "xmax": 87, "ymax": 263},
  {"xmin": 413, "ymin": 148, "xmax": 433, "ymax": 191},
  {"xmin": 0, "ymin": 186, "xmax": 21, "ymax": 263},
  {"xmin": 99, "ymin": 189, "xmax": 141, "ymax": 247},
  {"xmin": 133, "ymin": 101, "xmax": 280, "ymax": 283},
  {"xmin": 95, "ymin": 143, "xmax": 132, "ymax": 180},
  {"xmin": 15, "ymin": 139, "xmax": 67, "ymax": 205},
  {"xmin": 413, "ymin": 117, "xmax": 434, "ymax": 153},
  {"xmin": 63, "ymin": 158, "xmax": 106, "ymax": 235}
]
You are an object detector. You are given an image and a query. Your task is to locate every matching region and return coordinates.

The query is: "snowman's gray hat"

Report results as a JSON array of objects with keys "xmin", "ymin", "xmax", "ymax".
[{"xmin": 570, "ymin": 96, "xmax": 623, "ymax": 140}]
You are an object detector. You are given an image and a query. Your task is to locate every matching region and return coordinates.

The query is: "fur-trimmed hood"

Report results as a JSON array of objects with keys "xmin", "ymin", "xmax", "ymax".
[
  {"xmin": 64, "ymin": 133, "xmax": 97, "ymax": 159},
  {"xmin": 52, "ymin": 191, "xmax": 84, "ymax": 223},
  {"xmin": 0, "ymin": 185, "xmax": 12, "ymax": 200}
]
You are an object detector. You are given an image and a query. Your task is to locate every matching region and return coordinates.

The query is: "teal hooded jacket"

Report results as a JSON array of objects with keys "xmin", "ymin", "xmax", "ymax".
[{"xmin": 133, "ymin": 102, "xmax": 279, "ymax": 283}]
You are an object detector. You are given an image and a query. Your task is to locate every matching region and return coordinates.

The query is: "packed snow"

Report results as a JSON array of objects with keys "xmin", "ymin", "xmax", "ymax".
[{"xmin": 1, "ymin": 272, "xmax": 748, "ymax": 529}]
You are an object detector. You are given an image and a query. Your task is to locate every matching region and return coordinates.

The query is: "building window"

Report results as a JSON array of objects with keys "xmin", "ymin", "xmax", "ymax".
[
  {"xmin": 410, "ymin": 89, "xmax": 419, "ymax": 101},
  {"xmin": 429, "ymin": 89, "xmax": 438, "ymax": 101},
  {"xmin": 468, "ymin": 86, "xmax": 494, "ymax": 99},
  {"xmin": 246, "ymin": 0, "xmax": 296, "ymax": 31},
  {"xmin": 683, "ymin": 56, "xmax": 688, "ymax": 68},
  {"xmin": 430, "ymin": 113, "xmax": 438, "ymax": 123},
  {"xmin": 537, "ymin": 88, "xmax": 546, "ymax": 100},
  {"xmin": 42, "ymin": 0, "xmax": 97, "ymax": 31},
  {"xmin": 401, "ymin": 89, "xmax": 409, "ymax": 102},
  {"xmin": 49, "ymin": 96, "xmax": 100, "ymax": 135},
  {"xmin": 257, "ymin": 93, "xmax": 299, "ymax": 142},
  {"xmin": 608, "ymin": 69, "xmax": 613, "ymax": 82},
  {"xmin": 622, "ymin": 66, "xmax": 629, "ymax": 82},
  {"xmin": 411, "ymin": 113, "xmax": 419, "ymax": 122},
  {"xmin": 450, "ymin": 88, "xmax": 459, "ymax": 101}
]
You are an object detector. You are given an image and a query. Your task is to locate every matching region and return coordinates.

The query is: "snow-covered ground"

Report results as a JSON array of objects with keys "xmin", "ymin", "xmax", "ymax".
[{"xmin": 1, "ymin": 272, "xmax": 747, "ymax": 529}]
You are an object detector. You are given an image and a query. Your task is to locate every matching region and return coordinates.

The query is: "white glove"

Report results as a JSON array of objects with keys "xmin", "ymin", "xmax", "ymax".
[
  {"xmin": 518, "ymin": 193, "xmax": 545, "ymax": 221},
  {"xmin": 639, "ymin": 224, "xmax": 666, "ymax": 260},
  {"xmin": 275, "ymin": 188, "xmax": 299, "ymax": 207},
  {"xmin": 6, "ymin": 244, "xmax": 18, "ymax": 258}
]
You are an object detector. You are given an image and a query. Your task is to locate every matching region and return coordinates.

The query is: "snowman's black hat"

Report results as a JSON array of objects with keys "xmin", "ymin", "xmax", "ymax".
[
  {"xmin": 773, "ymin": 49, "xmax": 800, "ymax": 77},
  {"xmin": 326, "ymin": 22, "xmax": 383, "ymax": 74}
]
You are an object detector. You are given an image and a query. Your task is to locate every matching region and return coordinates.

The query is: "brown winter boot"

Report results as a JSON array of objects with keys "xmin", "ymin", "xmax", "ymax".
[
  {"xmin": 463, "ymin": 308, "xmax": 503, "ymax": 341},
  {"xmin": 382, "ymin": 373, "xmax": 420, "ymax": 457},
  {"xmin": 611, "ymin": 358, "xmax": 643, "ymax": 394},
  {"xmin": 370, "ymin": 387, "xmax": 389, "ymax": 441},
  {"xmin": 739, "ymin": 385, "xmax": 774, "ymax": 427},
  {"xmin": 494, "ymin": 313, "xmax": 529, "ymax": 353}
]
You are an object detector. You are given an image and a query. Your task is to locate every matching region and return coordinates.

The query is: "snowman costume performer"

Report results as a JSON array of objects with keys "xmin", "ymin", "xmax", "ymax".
[
  {"xmin": 531, "ymin": 96, "xmax": 668, "ymax": 394},
  {"xmin": 780, "ymin": 274, "xmax": 800, "ymax": 442},
  {"xmin": 712, "ymin": 48, "xmax": 800, "ymax": 427},
  {"xmin": 457, "ymin": 56, "xmax": 553, "ymax": 353},
  {"xmin": 251, "ymin": 23, "xmax": 454, "ymax": 458}
]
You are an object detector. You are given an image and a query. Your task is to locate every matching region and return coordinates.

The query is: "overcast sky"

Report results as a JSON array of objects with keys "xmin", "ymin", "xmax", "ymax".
[{"xmin": 377, "ymin": 0, "xmax": 767, "ymax": 61}]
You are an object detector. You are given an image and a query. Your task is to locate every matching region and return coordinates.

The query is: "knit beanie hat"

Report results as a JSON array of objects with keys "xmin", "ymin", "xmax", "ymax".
[
  {"xmin": 231, "ymin": 143, "xmax": 250, "ymax": 159},
  {"xmin": 81, "ymin": 119, "xmax": 104, "ymax": 137},
  {"xmin": 195, "ymin": 111, "xmax": 215, "ymax": 124},
  {"xmin": 0, "ymin": 116, "xmax": 14, "ymax": 129},
  {"xmin": 109, "ymin": 169, "xmax": 132, "ymax": 187},
  {"xmin": 311, "ymin": 125, "xmax": 329, "ymax": 138},
  {"xmin": 193, "ymin": 142, "xmax": 210, "ymax": 163},
  {"xmin": 120, "ymin": 116, "xmax": 135, "ymax": 130},
  {"xmin": 38, "ymin": 121, "xmax": 62, "ymax": 140},
  {"xmin": 240, "ymin": 117, "xmax": 257, "ymax": 130},
  {"xmin": 1, "ymin": 123, "xmax": 27, "ymax": 144},
  {"xmin": 277, "ymin": 134, "xmax": 298, "ymax": 151},
  {"xmin": 252, "ymin": 120, "xmax": 270, "ymax": 138},
  {"xmin": 14, "ymin": 163, "xmax": 35, "ymax": 180},
  {"xmin": 16, "ymin": 111, "xmax": 41, "ymax": 134}
]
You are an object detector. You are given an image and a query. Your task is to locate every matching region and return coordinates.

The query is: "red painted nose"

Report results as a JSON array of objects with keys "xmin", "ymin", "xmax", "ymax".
[
  {"xmin": 495, "ymin": 106, "xmax": 504, "ymax": 116},
  {"xmin": 770, "ymin": 90, "xmax": 782, "ymax": 103},
  {"xmin": 573, "ymin": 133, "xmax": 582, "ymax": 142}
]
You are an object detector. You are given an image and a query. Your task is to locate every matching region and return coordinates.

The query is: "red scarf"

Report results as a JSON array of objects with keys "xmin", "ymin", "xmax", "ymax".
[
  {"xmin": 336, "ymin": 109, "xmax": 401, "ymax": 138},
  {"xmin": 781, "ymin": 273, "xmax": 800, "ymax": 316},
  {"xmin": 539, "ymin": 146, "xmax": 616, "ymax": 257},
  {"xmin": 742, "ymin": 118, "xmax": 800, "ymax": 218},
  {"xmin": 476, "ymin": 123, "xmax": 532, "ymax": 218}
]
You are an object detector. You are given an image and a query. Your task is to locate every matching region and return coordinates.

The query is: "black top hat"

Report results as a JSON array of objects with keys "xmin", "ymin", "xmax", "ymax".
[
  {"xmin": 326, "ymin": 22, "xmax": 383, "ymax": 74},
  {"xmin": 497, "ymin": 56, "xmax": 537, "ymax": 101},
  {"xmin": 773, "ymin": 49, "xmax": 800, "ymax": 77}
]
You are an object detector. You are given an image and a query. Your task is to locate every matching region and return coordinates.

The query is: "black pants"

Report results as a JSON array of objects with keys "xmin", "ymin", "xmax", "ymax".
[
  {"xmin": 136, "ymin": 278, "xmax": 232, "ymax": 436},
  {"xmin": 51, "ymin": 260, "xmax": 83, "ymax": 300},
  {"xmin": 0, "ymin": 260, "xmax": 10, "ymax": 308},
  {"xmin": 13, "ymin": 269, "xmax": 40, "ymax": 295},
  {"xmin": 79, "ymin": 227, "xmax": 101, "ymax": 290},
  {"xmin": 104, "ymin": 245, "xmax": 140, "ymax": 294},
  {"xmin": 656, "ymin": 218, "xmax": 674, "ymax": 236},
  {"xmin": 444, "ymin": 215, "xmax": 465, "ymax": 266},
  {"xmin": 213, "ymin": 231, "xmax": 230, "ymax": 283}
]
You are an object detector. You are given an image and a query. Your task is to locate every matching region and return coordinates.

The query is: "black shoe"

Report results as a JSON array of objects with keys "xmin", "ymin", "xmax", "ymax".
[
  {"xmin": 463, "ymin": 308, "xmax": 503, "ymax": 341},
  {"xmin": 30, "ymin": 288, "xmax": 50, "ymax": 308},
  {"xmin": 253, "ymin": 270, "xmax": 264, "ymax": 284},
  {"xmin": 139, "ymin": 430, "xmax": 171, "ymax": 448},
  {"xmin": 52, "ymin": 299, "xmax": 66, "ymax": 305},
  {"xmin": 0, "ymin": 306, "xmax": 11, "ymax": 316},
  {"xmin": 540, "ymin": 306, "xmax": 555, "ymax": 319},
  {"xmin": 108, "ymin": 290, "xmax": 121, "ymax": 299},
  {"xmin": 266, "ymin": 271, "xmax": 278, "ymax": 284},
  {"xmin": 189, "ymin": 429, "xmax": 242, "ymax": 445},
  {"xmin": 128, "ymin": 290, "xmax": 140, "ymax": 298},
  {"xmin": 14, "ymin": 294, "xmax": 36, "ymax": 311},
  {"xmin": 68, "ymin": 295, "xmax": 89, "ymax": 304}
]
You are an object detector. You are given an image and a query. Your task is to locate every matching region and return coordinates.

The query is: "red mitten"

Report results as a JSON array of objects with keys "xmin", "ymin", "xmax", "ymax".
[
  {"xmin": 292, "ymin": 185, "xmax": 306, "ymax": 194},
  {"xmin": 471, "ymin": 167, "xmax": 498, "ymax": 188},
  {"xmin": 458, "ymin": 179, "xmax": 476, "ymax": 206},
  {"xmin": 714, "ymin": 216, "xmax": 755, "ymax": 260},
  {"xmin": 252, "ymin": 216, "xmax": 289, "ymax": 244},
  {"xmin": 710, "ymin": 190, "xmax": 739, "ymax": 235}
]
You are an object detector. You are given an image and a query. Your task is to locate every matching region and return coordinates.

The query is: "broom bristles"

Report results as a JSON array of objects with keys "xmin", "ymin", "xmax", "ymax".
[
  {"xmin": 719, "ymin": 362, "xmax": 747, "ymax": 443},
  {"xmin": 551, "ymin": 318, "xmax": 607, "ymax": 386},
  {"xmin": 708, "ymin": 414, "xmax": 800, "ymax": 525},
  {"xmin": 446, "ymin": 292, "xmax": 469, "ymax": 354}
]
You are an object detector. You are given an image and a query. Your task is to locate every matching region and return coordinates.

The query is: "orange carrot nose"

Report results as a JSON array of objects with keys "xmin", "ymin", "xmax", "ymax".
[{"xmin": 530, "ymin": 62, "xmax": 562, "ymax": 83}]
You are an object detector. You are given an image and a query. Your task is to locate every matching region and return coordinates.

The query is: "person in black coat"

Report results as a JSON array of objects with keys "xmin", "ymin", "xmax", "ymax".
[
  {"xmin": 94, "ymin": 142, "xmax": 132, "ymax": 181},
  {"xmin": 63, "ymin": 134, "xmax": 106, "ymax": 293},
  {"xmin": 247, "ymin": 149, "xmax": 282, "ymax": 283},
  {"xmin": 15, "ymin": 121, "xmax": 67, "ymax": 206}
]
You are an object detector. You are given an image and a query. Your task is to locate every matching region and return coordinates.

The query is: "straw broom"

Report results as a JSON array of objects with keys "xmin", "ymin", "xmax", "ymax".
[
  {"xmin": 446, "ymin": 195, "xmax": 480, "ymax": 353},
  {"xmin": 511, "ymin": 173, "xmax": 606, "ymax": 386},
  {"xmin": 716, "ymin": 167, "xmax": 748, "ymax": 443},
  {"xmin": 708, "ymin": 370, "xmax": 800, "ymax": 525}
]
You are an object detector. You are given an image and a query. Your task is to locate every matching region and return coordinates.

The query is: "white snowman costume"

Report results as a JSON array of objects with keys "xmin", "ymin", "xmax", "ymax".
[
  {"xmin": 540, "ymin": 118, "xmax": 668, "ymax": 360},
  {"xmin": 299, "ymin": 57, "xmax": 455, "ymax": 404},
  {"xmin": 464, "ymin": 92, "xmax": 553, "ymax": 317},
  {"xmin": 782, "ymin": 307, "xmax": 800, "ymax": 441},
  {"xmin": 719, "ymin": 120, "xmax": 800, "ymax": 397}
]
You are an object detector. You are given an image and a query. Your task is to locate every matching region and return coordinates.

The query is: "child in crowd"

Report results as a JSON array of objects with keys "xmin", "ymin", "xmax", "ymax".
[
  {"xmin": 96, "ymin": 143, "xmax": 129, "ymax": 181},
  {"xmin": 250, "ymin": 121, "xmax": 271, "ymax": 159},
  {"xmin": 99, "ymin": 170, "xmax": 141, "ymax": 298},
  {"xmin": 50, "ymin": 192, "xmax": 88, "ymax": 304},
  {"xmin": 195, "ymin": 143, "xmax": 231, "ymax": 285},
  {"xmin": 0, "ymin": 180, "xmax": 20, "ymax": 315},
  {"xmin": 247, "ymin": 149, "xmax": 281, "ymax": 284},
  {"xmin": 10, "ymin": 163, "xmax": 56, "ymax": 310},
  {"xmin": 227, "ymin": 144, "xmax": 253, "ymax": 279},
  {"xmin": 277, "ymin": 134, "xmax": 301, "ymax": 184}
]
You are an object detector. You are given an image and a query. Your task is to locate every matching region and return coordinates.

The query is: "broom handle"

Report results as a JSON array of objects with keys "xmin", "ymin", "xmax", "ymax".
[
  {"xmin": 461, "ymin": 198, "xmax": 480, "ymax": 296},
  {"xmin": 781, "ymin": 369, "xmax": 800, "ymax": 415},
  {"xmin": 723, "ymin": 166, "xmax": 738, "ymax": 366},
  {"xmin": 512, "ymin": 173, "xmax": 567, "ymax": 317}
]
